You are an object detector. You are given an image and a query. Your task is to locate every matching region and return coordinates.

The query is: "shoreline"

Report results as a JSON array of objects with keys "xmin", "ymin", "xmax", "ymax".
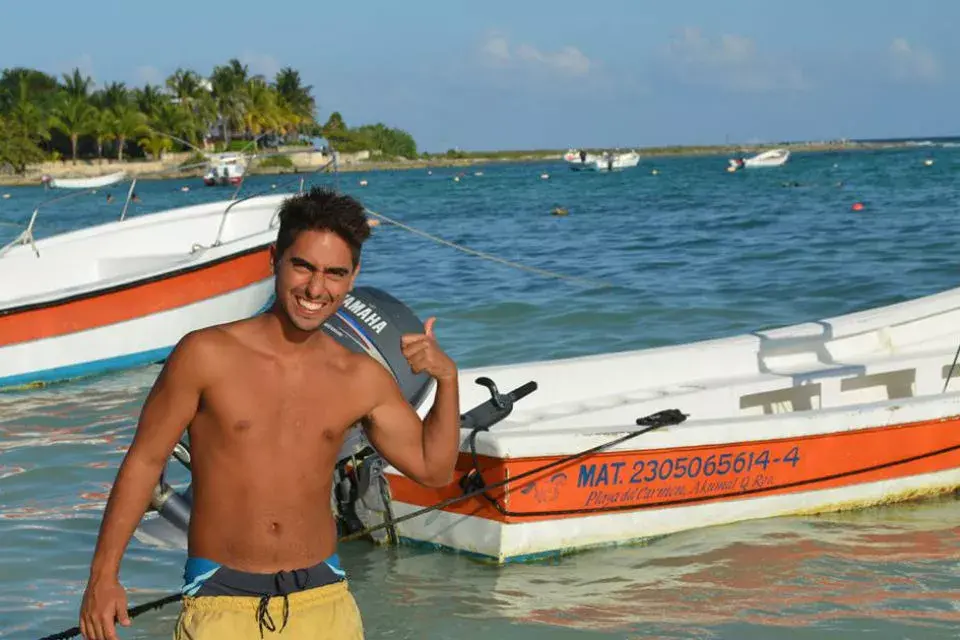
[{"xmin": 0, "ymin": 140, "xmax": 937, "ymax": 187}]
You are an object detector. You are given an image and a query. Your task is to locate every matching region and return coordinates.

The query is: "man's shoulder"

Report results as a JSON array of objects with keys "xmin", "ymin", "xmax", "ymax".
[
  {"xmin": 344, "ymin": 351, "xmax": 399, "ymax": 399},
  {"xmin": 169, "ymin": 321, "xmax": 253, "ymax": 373},
  {"xmin": 175, "ymin": 323, "xmax": 238, "ymax": 354}
]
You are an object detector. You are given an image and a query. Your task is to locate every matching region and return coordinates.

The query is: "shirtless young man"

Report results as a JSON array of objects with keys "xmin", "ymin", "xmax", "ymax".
[{"xmin": 78, "ymin": 187, "xmax": 460, "ymax": 640}]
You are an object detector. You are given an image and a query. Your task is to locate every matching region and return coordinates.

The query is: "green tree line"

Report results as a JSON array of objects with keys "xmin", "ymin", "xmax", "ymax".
[{"xmin": 0, "ymin": 59, "xmax": 419, "ymax": 174}]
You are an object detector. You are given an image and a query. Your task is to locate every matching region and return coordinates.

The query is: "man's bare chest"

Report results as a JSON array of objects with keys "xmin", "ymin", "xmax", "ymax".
[{"xmin": 195, "ymin": 369, "xmax": 368, "ymax": 448}]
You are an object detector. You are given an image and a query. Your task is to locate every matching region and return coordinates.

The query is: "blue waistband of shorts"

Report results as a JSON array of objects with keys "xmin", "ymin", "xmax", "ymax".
[{"xmin": 182, "ymin": 554, "xmax": 345, "ymax": 596}]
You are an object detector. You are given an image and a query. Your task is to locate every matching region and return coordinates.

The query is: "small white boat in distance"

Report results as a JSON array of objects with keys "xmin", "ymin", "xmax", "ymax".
[
  {"xmin": 41, "ymin": 171, "xmax": 127, "ymax": 190},
  {"xmin": 571, "ymin": 150, "xmax": 641, "ymax": 172},
  {"xmin": 729, "ymin": 148, "xmax": 790, "ymax": 170},
  {"xmin": 203, "ymin": 154, "xmax": 246, "ymax": 187},
  {"xmin": 563, "ymin": 149, "xmax": 599, "ymax": 165}
]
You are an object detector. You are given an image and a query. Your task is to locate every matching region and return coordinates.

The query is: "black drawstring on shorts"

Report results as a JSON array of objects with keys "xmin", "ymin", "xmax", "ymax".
[{"xmin": 255, "ymin": 568, "xmax": 310, "ymax": 637}]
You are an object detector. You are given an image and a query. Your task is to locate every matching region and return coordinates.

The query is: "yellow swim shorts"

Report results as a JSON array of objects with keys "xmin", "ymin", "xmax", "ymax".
[{"xmin": 173, "ymin": 580, "xmax": 364, "ymax": 639}]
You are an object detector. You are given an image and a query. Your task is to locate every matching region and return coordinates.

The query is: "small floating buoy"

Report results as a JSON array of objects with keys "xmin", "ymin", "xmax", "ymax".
[
  {"xmin": 726, "ymin": 166, "xmax": 737, "ymax": 173},
  {"xmin": 551, "ymin": 207, "xmax": 568, "ymax": 216},
  {"xmin": 359, "ymin": 179, "xmax": 368, "ymax": 186},
  {"xmin": 180, "ymin": 186, "xmax": 190, "ymax": 192},
  {"xmin": 540, "ymin": 173, "xmax": 549, "ymax": 180},
  {"xmin": 474, "ymin": 171, "xmax": 483, "ymax": 176},
  {"xmin": 367, "ymin": 218, "xmax": 381, "ymax": 228},
  {"xmin": 924, "ymin": 159, "xmax": 934, "ymax": 166},
  {"xmin": 1, "ymin": 194, "xmax": 10, "ymax": 199},
  {"xmin": 427, "ymin": 170, "xmax": 433, "ymax": 175},
  {"xmin": 453, "ymin": 176, "xmax": 460, "ymax": 182},
  {"xmin": 851, "ymin": 202, "xmax": 864, "ymax": 212},
  {"xmin": 651, "ymin": 169, "xmax": 659, "ymax": 176},
  {"xmin": 271, "ymin": 184, "xmax": 277, "ymax": 189}
]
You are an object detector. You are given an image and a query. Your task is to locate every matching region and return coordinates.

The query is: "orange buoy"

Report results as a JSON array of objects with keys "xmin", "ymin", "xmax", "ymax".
[{"xmin": 851, "ymin": 202, "xmax": 864, "ymax": 212}]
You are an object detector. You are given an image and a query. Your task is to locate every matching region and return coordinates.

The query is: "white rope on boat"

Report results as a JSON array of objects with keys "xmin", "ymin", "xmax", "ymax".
[{"xmin": 363, "ymin": 207, "xmax": 613, "ymax": 289}]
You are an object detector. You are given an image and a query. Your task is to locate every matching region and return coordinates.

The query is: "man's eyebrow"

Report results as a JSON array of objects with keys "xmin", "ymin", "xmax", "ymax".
[
  {"xmin": 290, "ymin": 256, "xmax": 318, "ymax": 271},
  {"xmin": 290, "ymin": 257, "xmax": 351, "ymax": 275},
  {"xmin": 325, "ymin": 266, "xmax": 351, "ymax": 276}
]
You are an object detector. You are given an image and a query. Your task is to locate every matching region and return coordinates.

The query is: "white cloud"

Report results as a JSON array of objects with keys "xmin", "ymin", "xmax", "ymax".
[
  {"xmin": 479, "ymin": 32, "xmax": 592, "ymax": 76},
  {"xmin": 889, "ymin": 38, "xmax": 939, "ymax": 83},
  {"xmin": 135, "ymin": 65, "xmax": 165, "ymax": 87},
  {"xmin": 663, "ymin": 27, "xmax": 807, "ymax": 93},
  {"xmin": 481, "ymin": 34, "xmax": 511, "ymax": 63},
  {"xmin": 241, "ymin": 52, "xmax": 282, "ymax": 79}
]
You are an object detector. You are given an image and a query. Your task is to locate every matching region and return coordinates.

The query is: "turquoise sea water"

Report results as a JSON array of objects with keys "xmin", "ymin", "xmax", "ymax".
[{"xmin": 1, "ymin": 147, "xmax": 958, "ymax": 639}]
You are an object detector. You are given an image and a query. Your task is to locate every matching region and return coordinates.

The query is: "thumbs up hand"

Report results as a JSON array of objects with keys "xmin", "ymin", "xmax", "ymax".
[{"xmin": 400, "ymin": 317, "xmax": 457, "ymax": 382}]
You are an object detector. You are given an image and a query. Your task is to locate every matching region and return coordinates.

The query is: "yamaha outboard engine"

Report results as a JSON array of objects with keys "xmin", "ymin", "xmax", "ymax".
[
  {"xmin": 322, "ymin": 287, "xmax": 436, "ymax": 543},
  {"xmin": 141, "ymin": 286, "xmax": 435, "ymax": 549}
]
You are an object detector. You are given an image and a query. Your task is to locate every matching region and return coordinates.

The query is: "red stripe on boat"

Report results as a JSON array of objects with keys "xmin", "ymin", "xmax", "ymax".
[
  {"xmin": 0, "ymin": 245, "xmax": 272, "ymax": 347},
  {"xmin": 387, "ymin": 416, "xmax": 960, "ymax": 523}
]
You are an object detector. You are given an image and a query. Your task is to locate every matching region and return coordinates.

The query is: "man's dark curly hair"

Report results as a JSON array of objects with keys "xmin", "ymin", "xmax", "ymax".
[{"xmin": 274, "ymin": 187, "xmax": 371, "ymax": 268}]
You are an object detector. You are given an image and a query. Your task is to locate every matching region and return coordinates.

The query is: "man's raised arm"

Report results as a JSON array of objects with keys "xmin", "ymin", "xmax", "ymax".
[{"xmin": 364, "ymin": 317, "xmax": 460, "ymax": 488}]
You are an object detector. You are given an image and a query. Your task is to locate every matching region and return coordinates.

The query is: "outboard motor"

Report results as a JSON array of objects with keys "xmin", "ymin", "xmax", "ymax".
[
  {"xmin": 142, "ymin": 286, "xmax": 436, "ymax": 549},
  {"xmin": 322, "ymin": 287, "xmax": 436, "ymax": 543}
]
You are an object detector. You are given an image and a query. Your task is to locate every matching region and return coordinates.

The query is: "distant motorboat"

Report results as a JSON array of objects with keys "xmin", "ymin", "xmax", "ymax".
[
  {"xmin": 729, "ymin": 148, "xmax": 790, "ymax": 170},
  {"xmin": 41, "ymin": 171, "xmax": 127, "ymax": 190},
  {"xmin": 571, "ymin": 150, "xmax": 641, "ymax": 172},
  {"xmin": 203, "ymin": 154, "xmax": 245, "ymax": 187},
  {"xmin": 563, "ymin": 149, "xmax": 599, "ymax": 165}
]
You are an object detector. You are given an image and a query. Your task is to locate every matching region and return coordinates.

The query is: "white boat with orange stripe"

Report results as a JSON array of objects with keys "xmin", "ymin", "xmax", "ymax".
[
  {"xmin": 379, "ymin": 284, "xmax": 960, "ymax": 562},
  {"xmin": 0, "ymin": 191, "xmax": 288, "ymax": 390},
  {"xmin": 138, "ymin": 283, "xmax": 960, "ymax": 565}
]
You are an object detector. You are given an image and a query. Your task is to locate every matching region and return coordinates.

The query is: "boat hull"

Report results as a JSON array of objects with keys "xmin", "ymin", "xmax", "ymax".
[
  {"xmin": 386, "ymin": 401, "xmax": 960, "ymax": 563},
  {"xmin": 204, "ymin": 176, "xmax": 243, "ymax": 187},
  {"xmin": 44, "ymin": 171, "xmax": 127, "ymax": 189},
  {"xmin": 570, "ymin": 153, "xmax": 641, "ymax": 172},
  {"xmin": 0, "ymin": 245, "xmax": 274, "ymax": 390}
]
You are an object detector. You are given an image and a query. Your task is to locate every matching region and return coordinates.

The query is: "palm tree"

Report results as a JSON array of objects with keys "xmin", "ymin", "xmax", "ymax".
[
  {"xmin": 88, "ymin": 108, "xmax": 116, "ymax": 161},
  {"xmin": 61, "ymin": 68, "xmax": 93, "ymax": 100},
  {"xmin": 150, "ymin": 101, "xmax": 193, "ymax": 149},
  {"xmin": 166, "ymin": 68, "xmax": 215, "ymax": 147},
  {"xmin": 109, "ymin": 104, "xmax": 148, "ymax": 161},
  {"xmin": 50, "ymin": 94, "xmax": 97, "ymax": 162},
  {"xmin": 138, "ymin": 133, "xmax": 173, "ymax": 160},
  {"xmin": 210, "ymin": 63, "xmax": 248, "ymax": 145},
  {"xmin": 101, "ymin": 82, "xmax": 129, "ymax": 110},
  {"xmin": 0, "ymin": 114, "xmax": 46, "ymax": 172},
  {"xmin": 0, "ymin": 68, "xmax": 58, "ymax": 113},
  {"xmin": 227, "ymin": 59, "xmax": 249, "ymax": 84},
  {"xmin": 274, "ymin": 67, "xmax": 315, "ymax": 122},
  {"xmin": 166, "ymin": 69, "xmax": 203, "ymax": 107},
  {"xmin": 322, "ymin": 111, "xmax": 346, "ymax": 136},
  {"xmin": 9, "ymin": 76, "xmax": 54, "ymax": 146},
  {"xmin": 243, "ymin": 78, "xmax": 281, "ymax": 142},
  {"xmin": 133, "ymin": 84, "xmax": 167, "ymax": 120},
  {"xmin": 273, "ymin": 68, "xmax": 317, "ymax": 142}
]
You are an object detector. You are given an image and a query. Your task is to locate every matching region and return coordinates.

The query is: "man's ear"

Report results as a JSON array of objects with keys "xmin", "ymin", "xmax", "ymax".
[{"xmin": 269, "ymin": 243, "xmax": 278, "ymax": 272}]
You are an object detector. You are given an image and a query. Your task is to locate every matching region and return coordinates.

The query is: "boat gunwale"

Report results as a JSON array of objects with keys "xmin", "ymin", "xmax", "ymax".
[
  {"xmin": 0, "ymin": 193, "xmax": 291, "ymax": 312},
  {"xmin": 0, "ymin": 241, "xmax": 273, "ymax": 318}
]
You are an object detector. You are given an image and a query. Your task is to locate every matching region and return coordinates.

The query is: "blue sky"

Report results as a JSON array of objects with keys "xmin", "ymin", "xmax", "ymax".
[{"xmin": 0, "ymin": 1, "xmax": 955, "ymax": 152}]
